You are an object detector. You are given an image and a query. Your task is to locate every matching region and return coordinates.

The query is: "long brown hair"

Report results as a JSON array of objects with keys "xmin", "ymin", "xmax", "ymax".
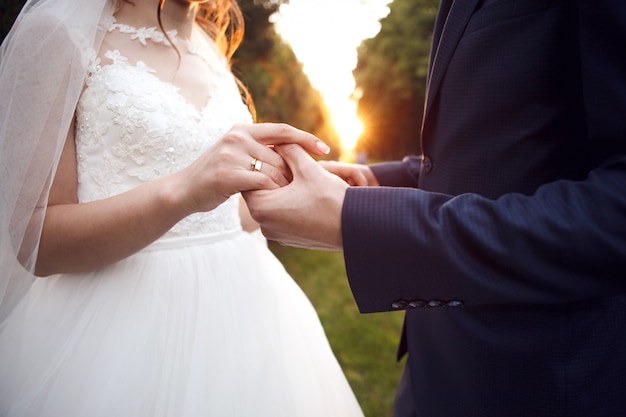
[
  {"xmin": 175, "ymin": 1, "xmax": 255, "ymax": 118},
  {"xmin": 120, "ymin": 0, "xmax": 255, "ymax": 118}
]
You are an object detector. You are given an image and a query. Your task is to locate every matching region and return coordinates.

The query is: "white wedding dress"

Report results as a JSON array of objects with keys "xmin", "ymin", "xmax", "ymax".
[{"xmin": 0, "ymin": 20, "xmax": 363, "ymax": 417}]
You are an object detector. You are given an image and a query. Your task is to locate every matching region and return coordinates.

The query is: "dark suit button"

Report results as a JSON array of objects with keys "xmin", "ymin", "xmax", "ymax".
[
  {"xmin": 427, "ymin": 300, "xmax": 445, "ymax": 307},
  {"xmin": 447, "ymin": 300, "xmax": 464, "ymax": 307},
  {"xmin": 408, "ymin": 300, "xmax": 426, "ymax": 309},
  {"xmin": 422, "ymin": 156, "xmax": 433, "ymax": 173},
  {"xmin": 392, "ymin": 300, "xmax": 409, "ymax": 310}
]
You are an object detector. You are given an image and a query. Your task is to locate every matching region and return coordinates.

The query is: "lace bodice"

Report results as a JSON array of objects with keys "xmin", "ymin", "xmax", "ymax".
[{"xmin": 75, "ymin": 22, "xmax": 252, "ymax": 238}]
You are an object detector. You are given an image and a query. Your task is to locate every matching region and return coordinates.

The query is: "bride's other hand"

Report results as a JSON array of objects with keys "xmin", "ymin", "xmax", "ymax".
[
  {"xmin": 174, "ymin": 123, "xmax": 331, "ymax": 214},
  {"xmin": 318, "ymin": 160, "xmax": 379, "ymax": 187}
]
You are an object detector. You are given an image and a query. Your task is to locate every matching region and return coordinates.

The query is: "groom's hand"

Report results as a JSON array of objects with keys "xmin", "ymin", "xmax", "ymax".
[{"xmin": 243, "ymin": 144, "xmax": 349, "ymax": 251}]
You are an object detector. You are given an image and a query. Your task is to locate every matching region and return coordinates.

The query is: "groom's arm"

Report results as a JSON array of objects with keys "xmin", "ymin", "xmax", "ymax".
[{"xmin": 342, "ymin": 156, "xmax": 626, "ymax": 313}]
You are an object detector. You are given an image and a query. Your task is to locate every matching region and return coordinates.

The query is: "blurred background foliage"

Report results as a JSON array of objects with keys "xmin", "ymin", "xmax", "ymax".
[{"xmin": 353, "ymin": 0, "xmax": 438, "ymax": 161}]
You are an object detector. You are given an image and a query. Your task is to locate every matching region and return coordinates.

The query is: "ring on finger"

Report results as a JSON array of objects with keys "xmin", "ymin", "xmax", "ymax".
[{"xmin": 251, "ymin": 158, "xmax": 263, "ymax": 172}]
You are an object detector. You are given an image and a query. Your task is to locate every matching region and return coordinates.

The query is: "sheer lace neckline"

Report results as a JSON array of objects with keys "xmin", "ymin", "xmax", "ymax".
[
  {"xmin": 107, "ymin": 18, "xmax": 205, "ymax": 58},
  {"xmin": 108, "ymin": 18, "xmax": 182, "ymax": 45}
]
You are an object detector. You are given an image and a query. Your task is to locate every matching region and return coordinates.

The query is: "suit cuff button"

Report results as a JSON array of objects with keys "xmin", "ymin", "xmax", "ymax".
[
  {"xmin": 421, "ymin": 156, "xmax": 433, "ymax": 173},
  {"xmin": 446, "ymin": 300, "xmax": 464, "ymax": 307},
  {"xmin": 392, "ymin": 300, "xmax": 409, "ymax": 310},
  {"xmin": 408, "ymin": 300, "xmax": 426, "ymax": 309},
  {"xmin": 427, "ymin": 300, "xmax": 445, "ymax": 307}
]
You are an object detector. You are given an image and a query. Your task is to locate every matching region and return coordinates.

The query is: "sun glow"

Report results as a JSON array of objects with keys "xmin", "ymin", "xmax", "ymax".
[
  {"xmin": 273, "ymin": 0, "xmax": 390, "ymax": 159},
  {"xmin": 332, "ymin": 100, "xmax": 363, "ymax": 152}
]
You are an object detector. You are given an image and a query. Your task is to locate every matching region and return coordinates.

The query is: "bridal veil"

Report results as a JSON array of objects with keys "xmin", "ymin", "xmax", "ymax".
[{"xmin": 0, "ymin": 0, "xmax": 115, "ymax": 321}]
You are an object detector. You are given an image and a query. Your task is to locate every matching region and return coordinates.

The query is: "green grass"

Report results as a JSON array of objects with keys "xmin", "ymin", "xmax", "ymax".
[{"xmin": 269, "ymin": 242, "xmax": 406, "ymax": 417}]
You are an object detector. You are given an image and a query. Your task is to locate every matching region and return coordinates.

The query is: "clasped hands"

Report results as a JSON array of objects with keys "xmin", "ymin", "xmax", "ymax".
[
  {"xmin": 178, "ymin": 122, "xmax": 377, "ymax": 251},
  {"xmin": 245, "ymin": 144, "xmax": 381, "ymax": 252}
]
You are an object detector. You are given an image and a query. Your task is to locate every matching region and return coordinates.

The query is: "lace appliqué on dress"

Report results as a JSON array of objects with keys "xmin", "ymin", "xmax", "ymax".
[
  {"xmin": 107, "ymin": 19, "xmax": 219, "ymax": 67},
  {"xmin": 75, "ymin": 24, "xmax": 252, "ymax": 238},
  {"xmin": 109, "ymin": 21, "xmax": 177, "ymax": 46}
]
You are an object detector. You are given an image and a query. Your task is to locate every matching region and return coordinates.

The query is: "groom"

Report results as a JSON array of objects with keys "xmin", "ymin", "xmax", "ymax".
[{"xmin": 245, "ymin": 0, "xmax": 626, "ymax": 416}]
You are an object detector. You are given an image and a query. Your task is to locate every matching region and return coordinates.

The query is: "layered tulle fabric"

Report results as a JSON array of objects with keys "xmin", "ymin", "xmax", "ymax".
[{"xmin": 0, "ymin": 232, "xmax": 363, "ymax": 416}]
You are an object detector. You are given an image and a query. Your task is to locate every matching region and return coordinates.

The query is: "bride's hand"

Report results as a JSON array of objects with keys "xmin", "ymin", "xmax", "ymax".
[
  {"xmin": 318, "ymin": 160, "xmax": 379, "ymax": 187},
  {"xmin": 174, "ymin": 123, "xmax": 331, "ymax": 214}
]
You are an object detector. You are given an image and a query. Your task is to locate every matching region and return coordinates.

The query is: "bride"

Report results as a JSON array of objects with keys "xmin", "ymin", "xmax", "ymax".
[{"xmin": 0, "ymin": 0, "xmax": 364, "ymax": 415}]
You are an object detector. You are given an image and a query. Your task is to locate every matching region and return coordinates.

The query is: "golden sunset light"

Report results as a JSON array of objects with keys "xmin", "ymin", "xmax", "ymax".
[
  {"xmin": 332, "ymin": 99, "xmax": 363, "ymax": 152},
  {"xmin": 274, "ymin": 0, "xmax": 390, "ymax": 158}
]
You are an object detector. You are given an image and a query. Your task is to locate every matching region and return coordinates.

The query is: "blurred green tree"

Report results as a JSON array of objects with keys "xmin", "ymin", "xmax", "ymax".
[{"xmin": 353, "ymin": 0, "xmax": 438, "ymax": 161}]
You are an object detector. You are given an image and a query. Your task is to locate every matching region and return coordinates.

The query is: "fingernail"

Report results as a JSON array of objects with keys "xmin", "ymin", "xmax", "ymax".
[{"xmin": 316, "ymin": 141, "xmax": 330, "ymax": 154}]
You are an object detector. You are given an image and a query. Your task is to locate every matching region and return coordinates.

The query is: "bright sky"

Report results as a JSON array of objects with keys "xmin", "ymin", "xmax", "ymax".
[{"xmin": 273, "ymin": 0, "xmax": 391, "ymax": 153}]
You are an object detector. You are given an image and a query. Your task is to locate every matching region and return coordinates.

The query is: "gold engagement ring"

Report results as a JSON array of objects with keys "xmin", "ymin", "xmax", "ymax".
[{"xmin": 251, "ymin": 158, "xmax": 263, "ymax": 172}]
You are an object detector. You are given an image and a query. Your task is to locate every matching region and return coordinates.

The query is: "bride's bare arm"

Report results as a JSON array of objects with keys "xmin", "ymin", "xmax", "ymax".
[
  {"xmin": 37, "ymin": 125, "xmax": 189, "ymax": 276},
  {"xmin": 36, "ymin": 122, "xmax": 329, "ymax": 276}
]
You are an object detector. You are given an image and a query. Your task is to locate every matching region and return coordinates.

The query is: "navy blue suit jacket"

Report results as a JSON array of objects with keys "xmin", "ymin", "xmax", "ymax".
[{"xmin": 342, "ymin": 1, "xmax": 626, "ymax": 416}]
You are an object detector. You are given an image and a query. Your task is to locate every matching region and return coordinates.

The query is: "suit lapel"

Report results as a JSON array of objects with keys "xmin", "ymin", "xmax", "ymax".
[
  {"xmin": 429, "ymin": 0, "xmax": 455, "ymax": 76},
  {"xmin": 424, "ymin": 0, "xmax": 481, "ymax": 122}
]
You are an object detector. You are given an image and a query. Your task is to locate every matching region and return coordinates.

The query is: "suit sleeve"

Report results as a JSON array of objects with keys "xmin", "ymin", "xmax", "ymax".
[
  {"xmin": 343, "ymin": 156, "xmax": 626, "ymax": 312},
  {"xmin": 342, "ymin": 2, "xmax": 626, "ymax": 313}
]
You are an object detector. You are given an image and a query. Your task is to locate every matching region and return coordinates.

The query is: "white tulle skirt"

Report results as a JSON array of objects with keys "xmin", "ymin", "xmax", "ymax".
[{"xmin": 0, "ymin": 230, "xmax": 363, "ymax": 417}]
